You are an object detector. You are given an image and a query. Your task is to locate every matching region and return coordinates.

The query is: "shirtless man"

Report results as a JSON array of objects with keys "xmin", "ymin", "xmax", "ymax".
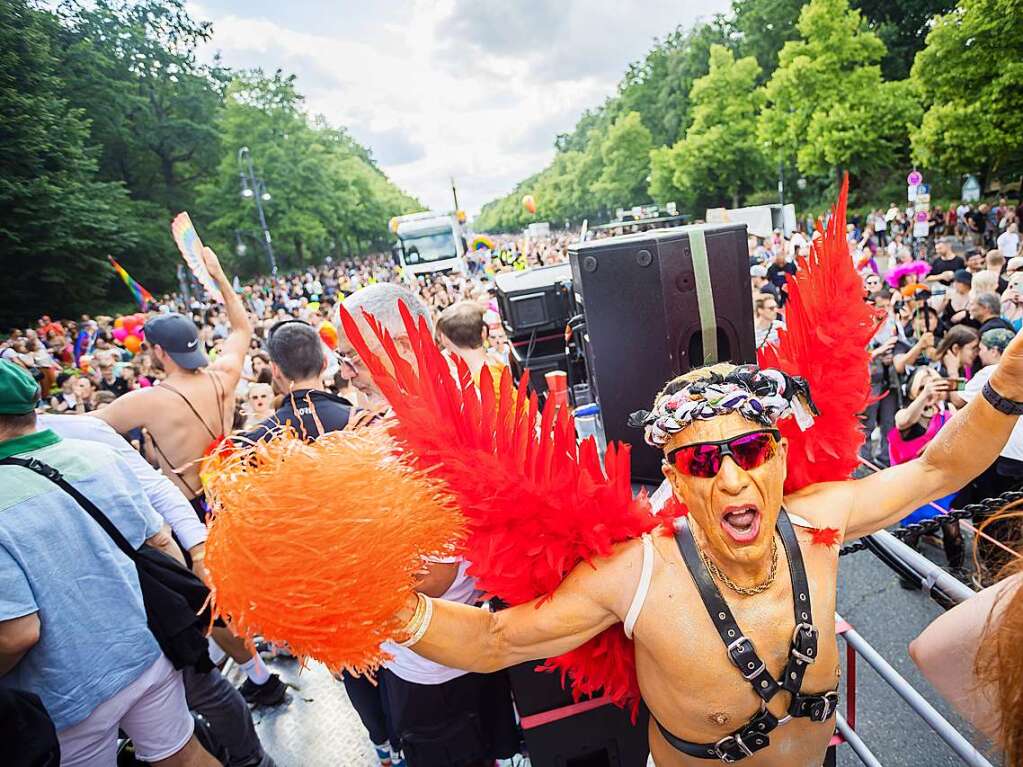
[
  {"xmin": 99, "ymin": 248, "xmax": 286, "ymax": 707},
  {"xmin": 99, "ymin": 246, "xmax": 249, "ymax": 517},
  {"xmin": 393, "ymin": 329, "xmax": 1023, "ymax": 766}
]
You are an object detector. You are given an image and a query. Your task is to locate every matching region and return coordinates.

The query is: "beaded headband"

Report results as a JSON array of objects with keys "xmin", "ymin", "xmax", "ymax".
[{"xmin": 628, "ymin": 365, "xmax": 818, "ymax": 449}]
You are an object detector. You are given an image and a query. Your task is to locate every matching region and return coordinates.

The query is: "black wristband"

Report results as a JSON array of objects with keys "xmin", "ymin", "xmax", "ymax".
[{"xmin": 982, "ymin": 381, "xmax": 1023, "ymax": 416}]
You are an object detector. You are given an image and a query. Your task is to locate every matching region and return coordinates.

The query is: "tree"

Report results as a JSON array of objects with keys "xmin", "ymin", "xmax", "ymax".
[
  {"xmin": 198, "ymin": 71, "xmax": 420, "ymax": 274},
  {"xmin": 0, "ymin": 0, "xmax": 139, "ymax": 326},
  {"xmin": 591, "ymin": 112, "xmax": 653, "ymax": 209},
  {"xmin": 37, "ymin": 0, "xmax": 230, "ymax": 295},
  {"xmin": 852, "ymin": 0, "xmax": 957, "ymax": 80},
  {"xmin": 758, "ymin": 0, "xmax": 920, "ymax": 186},
  {"xmin": 910, "ymin": 0, "xmax": 1023, "ymax": 180},
  {"xmin": 732, "ymin": 0, "xmax": 806, "ymax": 76},
  {"xmin": 656, "ymin": 46, "xmax": 771, "ymax": 209}
]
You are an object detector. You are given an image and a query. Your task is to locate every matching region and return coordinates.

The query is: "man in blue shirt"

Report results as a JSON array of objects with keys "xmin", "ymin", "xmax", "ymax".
[{"xmin": 0, "ymin": 361, "xmax": 218, "ymax": 766}]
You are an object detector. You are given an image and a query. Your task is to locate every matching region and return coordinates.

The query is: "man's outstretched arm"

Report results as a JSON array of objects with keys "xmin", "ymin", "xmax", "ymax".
[
  {"xmin": 204, "ymin": 246, "xmax": 252, "ymax": 384},
  {"xmin": 822, "ymin": 329, "xmax": 1023, "ymax": 540},
  {"xmin": 398, "ymin": 540, "xmax": 638, "ymax": 674}
]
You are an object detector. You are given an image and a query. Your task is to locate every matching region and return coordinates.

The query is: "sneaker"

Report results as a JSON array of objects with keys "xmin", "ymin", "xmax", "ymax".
[
  {"xmin": 390, "ymin": 750, "xmax": 406, "ymax": 767},
  {"xmin": 238, "ymin": 673, "xmax": 287, "ymax": 706},
  {"xmin": 373, "ymin": 744, "xmax": 392, "ymax": 766}
]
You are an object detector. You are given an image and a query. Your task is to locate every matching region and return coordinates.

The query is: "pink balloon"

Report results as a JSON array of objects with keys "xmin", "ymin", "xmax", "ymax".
[{"xmin": 112, "ymin": 327, "xmax": 129, "ymax": 341}]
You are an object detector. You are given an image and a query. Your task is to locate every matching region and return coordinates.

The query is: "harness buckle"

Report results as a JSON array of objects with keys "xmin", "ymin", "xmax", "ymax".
[
  {"xmin": 714, "ymin": 733, "xmax": 753, "ymax": 763},
  {"xmin": 790, "ymin": 622, "xmax": 818, "ymax": 665},
  {"xmin": 726, "ymin": 635, "xmax": 766, "ymax": 680}
]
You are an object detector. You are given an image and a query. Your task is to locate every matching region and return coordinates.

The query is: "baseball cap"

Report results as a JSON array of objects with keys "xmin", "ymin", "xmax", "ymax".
[
  {"xmin": 0, "ymin": 360, "xmax": 39, "ymax": 414},
  {"xmin": 953, "ymin": 269, "xmax": 972, "ymax": 287},
  {"xmin": 143, "ymin": 313, "xmax": 208, "ymax": 370},
  {"xmin": 981, "ymin": 328, "xmax": 1015, "ymax": 353},
  {"xmin": 1007, "ymin": 256, "xmax": 1023, "ymax": 273},
  {"xmin": 750, "ymin": 265, "xmax": 768, "ymax": 278}
]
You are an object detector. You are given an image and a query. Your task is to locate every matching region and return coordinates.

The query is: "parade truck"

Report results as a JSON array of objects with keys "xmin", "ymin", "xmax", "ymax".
[{"xmin": 389, "ymin": 211, "xmax": 467, "ymax": 281}]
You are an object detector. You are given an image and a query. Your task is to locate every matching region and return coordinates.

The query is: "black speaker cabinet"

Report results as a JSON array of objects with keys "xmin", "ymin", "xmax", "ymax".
[
  {"xmin": 496, "ymin": 263, "xmax": 574, "ymax": 338},
  {"xmin": 570, "ymin": 225, "xmax": 756, "ymax": 483}
]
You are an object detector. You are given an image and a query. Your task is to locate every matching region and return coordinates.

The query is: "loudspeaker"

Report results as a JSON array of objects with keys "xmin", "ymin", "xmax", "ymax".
[
  {"xmin": 496, "ymin": 264, "xmax": 573, "ymax": 338},
  {"xmin": 507, "ymin": 662, "xmax": 650, "ymax": 767},
  {"xmin": 569, "ymin": 225, "xmax": 756, "ymax": 483}
]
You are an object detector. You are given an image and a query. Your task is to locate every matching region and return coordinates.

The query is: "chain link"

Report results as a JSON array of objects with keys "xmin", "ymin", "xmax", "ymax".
[{"xmin": 838, "ymin": 489, "xmax": 1023, "ymax": 557}]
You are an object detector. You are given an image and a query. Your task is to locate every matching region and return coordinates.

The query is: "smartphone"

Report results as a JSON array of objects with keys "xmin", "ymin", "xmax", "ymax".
[{"xmin": 946, "ymin": 377, "xmax": 967, "ymax": 392}]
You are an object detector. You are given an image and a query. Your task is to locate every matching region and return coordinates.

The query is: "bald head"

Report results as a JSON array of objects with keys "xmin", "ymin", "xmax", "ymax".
[
  {"xmin": 335, "ymin": 282, "xmax": 431, "ymax": 341},
  {"xmin": 334, "ymin": 282, "xmax": 432, "ymax": 408}
]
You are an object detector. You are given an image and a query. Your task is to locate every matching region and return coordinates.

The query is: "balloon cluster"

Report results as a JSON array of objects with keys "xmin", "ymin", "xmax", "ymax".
[{"xmin": 112, "ymin": 313, "xmax": 147, "ymax": 354}]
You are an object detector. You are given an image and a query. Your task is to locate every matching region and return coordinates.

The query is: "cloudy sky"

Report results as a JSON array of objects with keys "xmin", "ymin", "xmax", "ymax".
[{"xmin": 189, "ymin": 0, "xmax": 730, "ymax": 214}]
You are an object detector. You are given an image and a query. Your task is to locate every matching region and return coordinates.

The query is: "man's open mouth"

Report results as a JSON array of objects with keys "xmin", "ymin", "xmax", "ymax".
[{"xmin": 721, "ymin": 505, "xmax": 762, "ymax": 544}]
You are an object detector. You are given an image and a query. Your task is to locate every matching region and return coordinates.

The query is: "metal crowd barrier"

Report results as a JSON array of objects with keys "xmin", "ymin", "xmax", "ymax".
[{"xmin": 835, "ymin": 527, "xmax": 996, "ymax": 766}]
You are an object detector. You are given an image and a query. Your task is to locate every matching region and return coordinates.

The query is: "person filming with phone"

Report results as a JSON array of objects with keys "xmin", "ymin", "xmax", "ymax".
[{"xmin": 888, "ymin": 368, "xmax": 966, "ymax": 579}]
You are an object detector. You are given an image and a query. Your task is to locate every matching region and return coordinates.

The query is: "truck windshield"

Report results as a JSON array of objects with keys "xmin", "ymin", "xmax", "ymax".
[{"xmin": 402, "ymin": 230, "xmax": 457, "ymax": 264}]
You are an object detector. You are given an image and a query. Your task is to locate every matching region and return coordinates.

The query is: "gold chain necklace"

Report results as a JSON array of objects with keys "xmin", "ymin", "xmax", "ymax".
[{"xmin": 696, "ymin": 534, "xmax": 779, "ymax": 596}]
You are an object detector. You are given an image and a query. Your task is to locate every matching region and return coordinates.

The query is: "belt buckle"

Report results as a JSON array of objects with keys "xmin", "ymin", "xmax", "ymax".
[
  {"xmin": 823, "ymin": 691, "xmax": 839, "ymax": 720},
  {"xmin": 790, "ymin": 622, "xmax": 818, "ymax": 665},
  {"xmin": 714, "ymin": 734, "xmax": 753, "ymax": 763},
  {"xmin": 726, "ymin": 635, "xmax": 766, "ymax": 680},
  {"xmin": 806, "ymin": 691, "xmax": 839, "ymax": 722}
]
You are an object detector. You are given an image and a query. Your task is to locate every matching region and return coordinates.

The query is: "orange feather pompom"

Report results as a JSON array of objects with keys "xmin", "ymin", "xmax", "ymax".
[{"xmin": 203, "ymin": 426, "xmax": 464, "ymax": 676}]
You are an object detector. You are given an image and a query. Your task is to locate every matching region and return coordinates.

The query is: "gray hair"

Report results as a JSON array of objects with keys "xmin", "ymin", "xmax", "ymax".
[
  {"xmin": 975, "ymin": 291, "xmax": 1002, "ymax": 316},
  {"xmin": 337, "ymin": 282, "xmax": 432, "ymax": 339}
]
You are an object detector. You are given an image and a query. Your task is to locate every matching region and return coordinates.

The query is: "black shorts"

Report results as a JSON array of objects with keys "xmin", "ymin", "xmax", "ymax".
[
  {"xmin": 189, "ymin": 493, "xmax": 208, "ymax": 523},
  {"xmin": 381, "ymin": 668, "xmax": 520, "ymax": 767}
]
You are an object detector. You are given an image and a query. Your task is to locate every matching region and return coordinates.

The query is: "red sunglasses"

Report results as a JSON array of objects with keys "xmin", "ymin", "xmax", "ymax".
[{"xmin": 666, "ymin": 430, "xmax": 781, "ymax": 478}]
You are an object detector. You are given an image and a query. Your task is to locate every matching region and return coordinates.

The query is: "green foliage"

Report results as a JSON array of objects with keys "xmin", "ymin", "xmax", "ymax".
[
  {"xmin": 732, "ymin": 0, "xmax": 806, "ymax": 75},
  {"xmin": 758, "ymin": 0, "xmax": 920, "ymax": 184},
  {"xmin": 852, "ymin": 0, "xmax": 958, "ymax": 80},
  {"xmin": 198, "ymin": 71, "xmax": 421, "ymax": 274},
  {"xmin": 910, "ymin": 0, "xmax": 1023, "ymax": 178},
  {"xmin": 0, "ymin": 0, "xmax": 139, "ymax": 327},
  {"xmin": 591, "ymin": 112, "xmax": 653, "ymax": 210},
  {"xmin": 655, "ymin": 46, "xmax": 771, "ymax": 209},
  {"xmin": 0, "ymin": 0, "xmax": 419, "ymax": 324}
]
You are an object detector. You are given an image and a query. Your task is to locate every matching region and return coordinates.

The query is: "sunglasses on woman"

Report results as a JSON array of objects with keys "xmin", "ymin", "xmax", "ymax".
[{"xmin": 665, "ymin": 430, "xmax": 781, "ymax": 478}]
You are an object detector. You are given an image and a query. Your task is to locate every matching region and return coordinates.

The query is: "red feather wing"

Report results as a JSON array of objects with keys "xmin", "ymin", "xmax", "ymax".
[
  {"xmin": 337, "ymin": 303, "xmax": 657, "ymax": 711},
  {"xmin": 758, "ymin": 174, "xmax": 877, "ymax": 493}
]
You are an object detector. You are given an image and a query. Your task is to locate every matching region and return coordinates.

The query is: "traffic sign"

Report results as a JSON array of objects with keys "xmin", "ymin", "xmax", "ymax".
[
  {"xmin": 916, "ymin": 211, "xmax": 929, "ymax": 222},
  {"xmin": 907, "ymin": 171, "xmax": 923, "ymax": 186}
]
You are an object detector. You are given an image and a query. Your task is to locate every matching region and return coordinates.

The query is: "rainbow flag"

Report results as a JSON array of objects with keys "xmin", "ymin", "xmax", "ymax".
[{"xmin": 108, "ymin": 256, "xmax": 154, "ymax": 310}]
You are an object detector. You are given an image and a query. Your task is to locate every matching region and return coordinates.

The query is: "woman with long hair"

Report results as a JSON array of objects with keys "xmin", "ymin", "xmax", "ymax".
[
  {"xmin": 934, "ymin": 325, "xmax": 980, "ymax": 409},
  {"xmin": 889, "ymin": 367, "xmax": 964, "ymax": 577},
  {"xmin": 911, "ymin": 502, "xmax": 1023, "ymax": 764}
]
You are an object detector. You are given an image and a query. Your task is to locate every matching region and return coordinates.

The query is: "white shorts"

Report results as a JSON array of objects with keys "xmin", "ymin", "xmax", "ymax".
[{"xmin": 57, "ymin": 653, "xmax": 194, "ymax": 766}]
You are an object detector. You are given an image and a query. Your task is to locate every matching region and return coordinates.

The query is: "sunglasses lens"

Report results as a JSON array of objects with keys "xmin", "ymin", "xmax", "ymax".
[
  {"xmin": 673, "ymin": 444, "xmax": 721, "ymax": 478},
  {"xmin": 730, "ymin": 433, "xmax": 776, "ymax": 471}
]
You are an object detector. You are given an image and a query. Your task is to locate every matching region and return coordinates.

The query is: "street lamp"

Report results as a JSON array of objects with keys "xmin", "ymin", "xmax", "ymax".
[{"xmin": 238, "ymin": 146, "xmax": 278, "ymax": 276}]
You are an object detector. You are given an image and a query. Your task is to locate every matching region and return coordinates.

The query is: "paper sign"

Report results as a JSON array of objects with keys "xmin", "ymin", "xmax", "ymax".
[
  {"xmin": 913, "ymin": 220, "xmax": 930, "ymax": 237},
  {"xmin": 171, "ymin": 212, "xmax": 223, "ymax": 303},
  {"xmin": 907, "ymin": 185, "xmax": 918, "ymax": 202},
  {"xmin": 916, "ymin": 211, "xmax": 929, "ymax": 222}
]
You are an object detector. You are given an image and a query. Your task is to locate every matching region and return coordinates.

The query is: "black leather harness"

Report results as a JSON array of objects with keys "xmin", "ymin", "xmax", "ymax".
[{"xmin": 655, "ymin": 511, "xmax": 838, "ymax": 762}]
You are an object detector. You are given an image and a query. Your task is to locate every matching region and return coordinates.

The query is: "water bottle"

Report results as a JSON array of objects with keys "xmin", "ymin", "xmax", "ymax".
[{"xmin": 574, "ymin": 403, "xmax": 607, "ymax": 458}]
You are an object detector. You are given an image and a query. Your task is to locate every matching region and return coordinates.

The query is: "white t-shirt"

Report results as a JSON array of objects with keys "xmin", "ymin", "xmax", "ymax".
[
  {"xmin": 997, "ymin": 230, "xmax": 1019, "ymax": 261},
  {"xmin": 960, "ymin": 365, "xmax": 1023, "ymax": 461},
  {"xmin": 382, "ymin": 559, "xmax": 480, "ymax": 685}
]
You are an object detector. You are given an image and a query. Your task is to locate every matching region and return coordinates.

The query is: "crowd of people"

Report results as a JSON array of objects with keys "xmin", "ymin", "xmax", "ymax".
[
  {"xmin": 751, "ymin": 197, "xmax": 1023, "ymax": 587},
  {"xmin": 3, "ymin": 194, "xmax": 1023, "ymax": 767}
]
